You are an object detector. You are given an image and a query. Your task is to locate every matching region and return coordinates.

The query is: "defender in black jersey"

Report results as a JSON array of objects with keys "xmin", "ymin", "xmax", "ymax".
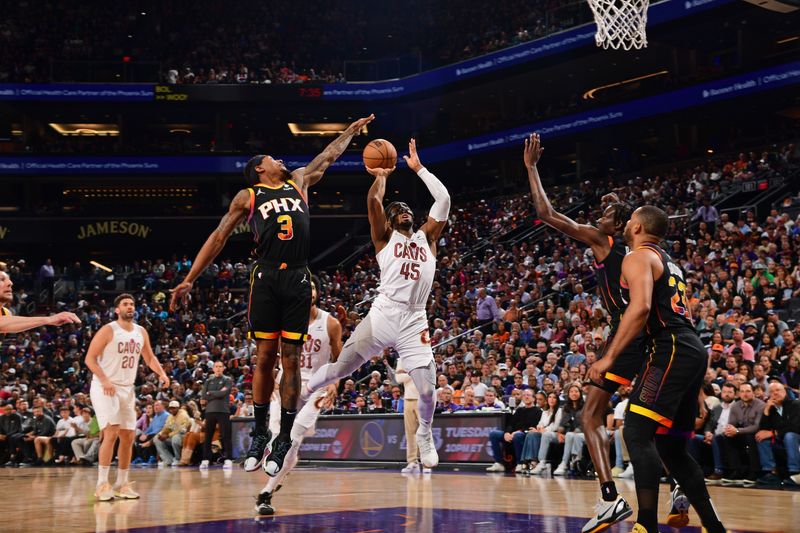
[
  {"xmin": 589, "ymin": 206, "xmax": 726, "ymax": 533},
  {"xmin": 524, "ymin": 134, "xmax": 634, "ymax": 532},
  {"xmin": 170, "ymin": 114, "xmax": 374, "ymax": 478}
]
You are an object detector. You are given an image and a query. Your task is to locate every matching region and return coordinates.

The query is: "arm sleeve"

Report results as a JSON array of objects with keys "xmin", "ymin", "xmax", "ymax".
[{"xmin": 417, "ymin": 168, "xmax": 450, "ymax": 222}]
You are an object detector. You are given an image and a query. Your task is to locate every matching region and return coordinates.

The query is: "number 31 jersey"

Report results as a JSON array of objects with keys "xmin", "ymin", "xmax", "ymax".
[
  {"xmin": 376, "ymin": 229, "xmax": 436, "ymax": 308},
  {"xmin": 96, "ymin": 321, "xmax": 144, "ymax": 386},
  {"xmin": 247, "ymin": 180, "xmax": 310, "ymax": 266}
]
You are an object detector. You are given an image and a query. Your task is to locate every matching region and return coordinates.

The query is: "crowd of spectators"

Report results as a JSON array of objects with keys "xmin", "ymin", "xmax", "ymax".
[
  {"xmin": 1, "ymin": 142, "xmax": 799, "ymax": 477},
  {"xmin": 1, "ymin": 0, "xmax": 589, "ymax": 84}
]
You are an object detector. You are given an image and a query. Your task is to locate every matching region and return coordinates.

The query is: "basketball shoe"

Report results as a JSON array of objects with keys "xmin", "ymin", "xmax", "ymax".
[
  {"xmin": 114, "ymin": 482, "xmax": 140, "ymax": 500},
  {"xmin": 255, "ymin": 491, "xmax": 275, "ymax": 516},
  {"xmin": 244, "ymin": 426, "xmax": 273, "ymax": 472},
  {"xmin": 416, "ymin": 427, "xmax": 439, "ymax": 468},
  {"xmin": 581, "ymin": 495, "xmax": 633, "ymax": 533},
  {"xmin": 95, "ymin": 482, "xmax": 115, "ymax": 502},
  {"xmin": 264, "ymin": 434, "xmax": 292, "ymax": 477},
  {"xmin": 666, "ymin": 485, "xmax": 690, "ymax": 528}
]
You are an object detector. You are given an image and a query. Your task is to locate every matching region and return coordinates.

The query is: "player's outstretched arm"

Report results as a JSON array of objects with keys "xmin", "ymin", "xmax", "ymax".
[
  {"xmin": 84, "ymin": 325, "xmax": 116, "ymax": 396},
  {"xmin": 588, "ymin": 251, "xmax": 654, "ymax": 384},
  {"xmin": 170, "ymin": 189, "xmax": 250, "ymax": 311},
  {"xmin": 293, "ymin": 114, "xmax": 375, "ymax": 192},
  {"xmin": 524, "ymin": 133, "xmax": 607, "ymax": 251},
  {"xmin": 405, "ymin": 139, "xmax": 450, "ymax": 245},
  {"xmin": 0, "ymin": 312, "xmax": 80, "ymax": 333},
  {"xmin": 366, "ymin": 165, "xmax": 394, "ymax": 252},
  {"xmin": 141, "ymin": 328, "xmax": 170, "ymax": 390}
]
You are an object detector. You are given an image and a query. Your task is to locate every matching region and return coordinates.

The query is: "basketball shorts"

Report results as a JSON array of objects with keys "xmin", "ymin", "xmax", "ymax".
[
  {"xmin": 591, "ymin": 334, "xmax": 645, "ymax": 394},
  {"xmin": 90, "ymin": 379, "xmax": 137, "ymax": 431},
  {"xmin": 248, "ymin": 264, "xmax": 312, "ymax": 345},
  {"xmin": 347, "ymin": 294, "xmax": 434, "ymax": 371},
  {"xmin": 627, "ymin": 330, "xmax": 707, "ymax": 434}
]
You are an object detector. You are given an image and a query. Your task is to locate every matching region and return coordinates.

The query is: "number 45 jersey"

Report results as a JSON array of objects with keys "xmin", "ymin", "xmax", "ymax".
[{"xmin": 376, "ymin": 229, "xmax": 436, "ymax": 308}]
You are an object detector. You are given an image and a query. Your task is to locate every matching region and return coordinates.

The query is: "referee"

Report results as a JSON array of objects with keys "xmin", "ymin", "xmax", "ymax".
[{"xmin": 200, "ymin": 361, "xmax": 233, "ymax": 469}]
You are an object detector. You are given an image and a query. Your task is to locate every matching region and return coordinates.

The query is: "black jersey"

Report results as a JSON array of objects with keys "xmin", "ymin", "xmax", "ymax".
[
  {"xmin": 594, "ymin": 235, "xmax": 628, "ymax": 330},
  {"xmin": 247, "ymin": 180, "xmax": 310, "ymax": 267},
  {"xmin": 637, "ymin": 243, "xmax": 693, "ymax": 336}
]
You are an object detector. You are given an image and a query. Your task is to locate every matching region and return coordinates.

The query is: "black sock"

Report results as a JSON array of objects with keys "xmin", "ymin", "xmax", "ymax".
[
  {"xmin": 280, "ymin": 408, "xmax": 296, "ymax": 438},
  {"xmin": 254, "ymin": 402, "xmax": 269, "ymax": 430},
  {"xmin": 600, "ymin": 481, "xmax": 618, "ymax": 502}
]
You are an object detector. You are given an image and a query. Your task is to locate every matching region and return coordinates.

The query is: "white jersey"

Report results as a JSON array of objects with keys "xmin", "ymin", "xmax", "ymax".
[
  {"xmin": 301, "ymin": 309, "xmax": 332, "ymax": 384},
  {"xmin": 94, "ymin": 321, "xmax": 144, "ymax": 386},
  {"xmin": 376, "ymin": 229, "xmax": 436, "ymax": 309}
]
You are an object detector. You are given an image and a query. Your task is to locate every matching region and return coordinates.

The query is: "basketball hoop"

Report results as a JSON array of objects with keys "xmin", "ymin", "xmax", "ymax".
[{"xmin": 588, "ymin": 0, "xmax": 649, "ymax": 50}]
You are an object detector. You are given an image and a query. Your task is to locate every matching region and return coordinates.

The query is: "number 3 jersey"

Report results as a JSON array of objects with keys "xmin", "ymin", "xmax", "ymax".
[
  {"xmin": 95, "ymin": 321, "xmax": 144, "ymax": 387},
  {"xmin": 247, "ymin": 180, "xmax": 310, "ymax": 266},
  {"xmin": 301, "ymin": 309, "xmax": 332, "ymax": 385},
  {"xmin": 637, "ymin": 243, "xmax": 694, "ymax": 336},
  {"xmin": 376, "ymin": 229, "xmax": 436, "ymax": 309}
]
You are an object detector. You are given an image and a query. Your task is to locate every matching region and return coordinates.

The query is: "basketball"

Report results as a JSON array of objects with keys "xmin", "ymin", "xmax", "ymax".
[{"xmin": 362, "ymin": 139, "xmax": 397, "ymax": 170}]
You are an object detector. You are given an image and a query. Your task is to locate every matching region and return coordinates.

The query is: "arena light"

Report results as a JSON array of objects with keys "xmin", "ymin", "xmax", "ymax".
[
  {"xmin": 49, "ymin": 123, "xmax": 120, "ymax": 136},
  {"xmin": 90, "ymin": 261, "xmax": 113, "ymax": 273},
  {"xmin": 288, "ymin": 123, "xmax": 368, "ymax": 137},
  {"xmin": 776, "ymin": 36, "xmax": 799, "ymax": 44},
  {"xmin": 582, "ymin": 70, "xmax": 669, "ymax": 100}
]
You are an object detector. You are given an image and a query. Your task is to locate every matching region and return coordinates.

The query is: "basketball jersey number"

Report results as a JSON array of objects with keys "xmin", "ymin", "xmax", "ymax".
[
  {"xmin": 299, "ymin": 353, "xmax": 313, "ymax": 369},
  {"xmin": 668, "ymin": 275, "xmax": 689, "ymax": 316},
  {"xmin": 277, "ymin": 214, "xmax": 293, "ymax": 241},
  {"xmin": 399, "ymin": 262, "xmax": 420, "ymax": 280},
  {"xmin": 121, "ymin": 355, "xmax": 136, "ymax": 369}
]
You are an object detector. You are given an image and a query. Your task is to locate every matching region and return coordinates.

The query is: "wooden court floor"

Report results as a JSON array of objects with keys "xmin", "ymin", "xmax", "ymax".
[{"xmin": 0, "ymin": 465, "xmax": 796, "ymax": 532}]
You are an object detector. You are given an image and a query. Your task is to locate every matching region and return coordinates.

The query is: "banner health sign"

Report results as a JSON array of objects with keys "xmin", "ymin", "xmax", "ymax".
[
  {"xmin": 2, "ymin": 60, "xmax": 798, "ymax": 176},
  {"xmin": 231, "ymin": 413, "xmax": 502, "ymax": 462}
]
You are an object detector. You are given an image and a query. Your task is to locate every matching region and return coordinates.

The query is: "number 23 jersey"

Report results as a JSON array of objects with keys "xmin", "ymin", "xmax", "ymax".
[
  {"xmin": 376, "ymin": 229, "xmax": 435, "ymax": 308},
  {"xmin": 637, "ymin": 243, "xmax": 693, "ymax": 336}
]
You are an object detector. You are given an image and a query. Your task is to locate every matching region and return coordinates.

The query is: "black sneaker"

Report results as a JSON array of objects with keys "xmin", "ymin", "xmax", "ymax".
[
  {"xmin": 757, "ymin": 472, "xmax": 781, "ymax": 486},
  {"xmin": 244, "ymin": 426, "xmax": 272, "ymax": 472},
  {"xmin": 264, "ymin": 434, "xmax": 292, "ymax": 477},
  {"xmin": 254, "ymin": 491, "xmax": 275, "ymax": 516}
]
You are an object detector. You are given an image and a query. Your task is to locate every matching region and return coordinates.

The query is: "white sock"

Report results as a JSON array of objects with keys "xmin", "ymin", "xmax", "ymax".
[
  {"xmin": 97, "ymin": 465, "xmax": 110, "ymax": 485},
  {"xmin": 116, "ymin": 468, "xmax": 129, "ymax": 486}
]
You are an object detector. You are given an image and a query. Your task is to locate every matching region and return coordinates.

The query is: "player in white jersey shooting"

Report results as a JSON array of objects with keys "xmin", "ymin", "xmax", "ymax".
[
  {"xmin": 84, "ymin": 293, "xmax": 170, "ymax": 502},
  {"xmin": 300, "ymin": 139, "xmax": 450, "ymax": 471},
  {"xmin": 256, "ymin": 275, "xmax": 342, "ymax": 515}
]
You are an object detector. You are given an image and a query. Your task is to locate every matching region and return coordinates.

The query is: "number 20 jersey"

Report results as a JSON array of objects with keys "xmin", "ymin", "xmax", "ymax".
[
  {"xmin": 376, "ymin": 229, "xmax": 436, "ymax": 308},
  {"xmin": 95, "ymin": 321, "xmax": 143, "ymax": 387},
  {"xmin": 247, "ymin": 180, "xmax": 310, "ymax": 266}
]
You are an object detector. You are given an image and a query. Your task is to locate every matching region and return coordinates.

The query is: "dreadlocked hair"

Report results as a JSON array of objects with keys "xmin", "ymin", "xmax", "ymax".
[{"xmin": 610, "ymin": 202, "xmax": 633, "ymax": 230}]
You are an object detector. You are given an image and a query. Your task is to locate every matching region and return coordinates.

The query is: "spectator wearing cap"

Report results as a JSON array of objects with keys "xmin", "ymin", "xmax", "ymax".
[
  {"xmin": 486, "ymin": 389, "xmax": 541, "ymax": 473},
  {"xmin": 709, "ymin": 344, "xmax": 726, "ymax": 371},
  {"xmin": 756, "ymin": 382, "xmax": 800, "ymax": 486},
  {"xmin": 497, "ymin": 364, "xmax": 513, "ymax": 389},
  {"xmin": 725, "ymin": 329, "xmax": 755, "ymax": 363},
  {"xmin": 155, "ymin": 400, "xmax": 191, "ymax": 467}
]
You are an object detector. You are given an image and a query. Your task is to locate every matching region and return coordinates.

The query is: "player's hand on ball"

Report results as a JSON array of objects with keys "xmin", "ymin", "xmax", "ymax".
[
  {"xmin": 48, "ymin": 312, "xmax": 81, "ymax": 327},
  {"xmin": 169, "ymin": 281, "xmax": 193, "ymax": 312},
  {"xmin": 523, "ymin": 133, "xmax": 544, "ymax": 168},
  {"xmin": 365, "ymin": 165, "xmax": 395, "ymax": 178},
  {"xmin": 349, "ymin": 114, "xmax": 375, "ymax": 132},
  {"xmin": 403, "ymin": 138, "xmax": 423, "ymax": 173}
]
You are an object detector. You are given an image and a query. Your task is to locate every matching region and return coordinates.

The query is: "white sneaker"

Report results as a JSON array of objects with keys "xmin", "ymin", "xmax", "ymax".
[
  {"xmin": 223, "ymin": 459, "xmax": 233, "ymax": 470},
  {"xmin": 619, "ymin": 463, "xmax": 634, "ymax": 479},
  {"xmin": 95, "ymin": 482, "xmax": 115, "ymax": 502},
  {"xmin": 157, "ymin": 461, "xmax": 165, "ymax": 468},
  {"xmin": 530, "ymin": 462, "xmax": 546, "ymax": 475},
  {"xmin": 422, "ymin": 466, "xmax": 432, "ymax": 474},
  {"xmin": 199, "ymin": 460, "xmax": 209, "ymax": 470},
  {"xmin": 514, "ymin": 464, "xmax": 524, "ymax": 473},
  {"xmin": 113, "ymin": 481, "xmax": 140, "ymax": 500},
  {"xmin": 581, "ymin": 496, "xmax": 633, "ymax": 533},
  {"xmin": 486, "ymin": 462, "xmax": 505, "ymax": 472},
  {"xmin": 171, "ymin": 460, "xmax": 180, "ymax": 467},
  {"xmin": 401, "ymin": 462, "xmax": 420, "ymax": 474},
  {"xmin": 416, "ymin": 428, "xmax": 439, "ymax": 468},
  {"xmin": 553, "ymin": 463, "xmax": 568, "ymax": 476}
]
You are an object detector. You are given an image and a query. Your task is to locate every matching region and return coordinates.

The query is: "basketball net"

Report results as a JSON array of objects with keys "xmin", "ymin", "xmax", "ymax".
[{"xmin": 588, "ymin": 0, "xmax": 649, "ymax": 50}]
